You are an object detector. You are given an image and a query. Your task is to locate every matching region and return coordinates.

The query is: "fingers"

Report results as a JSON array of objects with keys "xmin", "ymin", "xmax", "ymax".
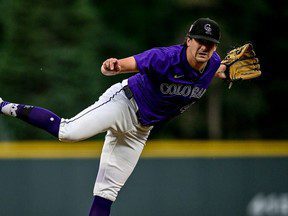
[
  {"xmin": 101, "ymin": 58, "xmax": 122, "ymax": 76},
  {"xmin": 114, "ymin": 61, "xmax": 121, "ymax": 72},
  {"xmin": 215, "ymin": 64, "xmax": 227, "ymax": 79},
  {"xmin": 109, "ymin": 59, "xmax": 116, "ymax": 70},
  {"xmin": 216, "ymin": 72, "xmax": 227, "ymax": 79},
  {"xmin": 103, "ymin": 58, "xmax": 113, "ymax": 70},
  {"xmin": 102, "ymin": 58, "xmax": 121, "ymax": 72},
  {"xmin": 218, "ymin": 64, "xmax": 227, "ymax": 73}
]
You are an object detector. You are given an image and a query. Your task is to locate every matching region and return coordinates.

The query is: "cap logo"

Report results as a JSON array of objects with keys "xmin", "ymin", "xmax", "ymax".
[{"xmin": 204, "ymin": 24, "xmax": 212, "ymax": 35}]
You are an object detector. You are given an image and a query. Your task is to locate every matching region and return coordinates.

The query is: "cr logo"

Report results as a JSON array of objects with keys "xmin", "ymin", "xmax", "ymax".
[{"xmin": 204, "ymin": 24, "xmax": 212, "ymax": 35}]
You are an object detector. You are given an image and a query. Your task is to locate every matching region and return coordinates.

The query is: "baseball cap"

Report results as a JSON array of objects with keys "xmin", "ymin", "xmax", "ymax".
[{"xmin": 187, "ymin": 18, "xmax": 221, "ymax": 44}]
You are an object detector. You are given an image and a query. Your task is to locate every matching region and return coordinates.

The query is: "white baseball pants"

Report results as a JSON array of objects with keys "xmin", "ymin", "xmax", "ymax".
[{"xmin": 58, "ymin": 80, "xmax": 152, "ymax": 201}]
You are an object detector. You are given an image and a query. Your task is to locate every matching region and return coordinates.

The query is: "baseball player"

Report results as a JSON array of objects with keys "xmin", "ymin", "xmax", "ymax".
[{"xmin": 0, "ymin": 18, "xmax": 227, "ymax": 215}]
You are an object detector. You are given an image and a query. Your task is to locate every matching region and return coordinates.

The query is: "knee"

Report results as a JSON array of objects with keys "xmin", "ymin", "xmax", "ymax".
[
  {"xmin": 58, "ymin": 122, "xmax": 84, "ymax": 142},
  {"xmin": 59, "ymin": 137, "xmax": 79, "ymax": 142},
  {"xmin": 58, "ymin": 130, "xmax": 83, "ymax": 142}
]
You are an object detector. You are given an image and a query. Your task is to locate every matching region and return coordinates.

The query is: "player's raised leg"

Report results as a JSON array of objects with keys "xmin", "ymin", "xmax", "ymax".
[
  {"xmin": 58, "ymin": 82, "xmax": 133, "ymax": 142},
  {"xmin": 0, "ymin": 97, "xmax": 61, "ymax": 137},
  {"xmin": 0, "ymin": 82, "xmax": 129, "ymax": 142}
]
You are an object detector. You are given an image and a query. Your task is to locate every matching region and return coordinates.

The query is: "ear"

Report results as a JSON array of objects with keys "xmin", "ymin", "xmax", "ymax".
[{"xmin": 186, "ymin": 37, "xmax": 192, "ymax": 46}]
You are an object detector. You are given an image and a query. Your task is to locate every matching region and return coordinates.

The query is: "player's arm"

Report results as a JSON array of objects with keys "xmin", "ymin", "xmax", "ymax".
[
  {"xmin": 101, "ymin": 57, "xmax": 139, "ymax": 76},
  {"xmin": 214, "ymin": 64, "xmax": 227, "ymax": 79}
]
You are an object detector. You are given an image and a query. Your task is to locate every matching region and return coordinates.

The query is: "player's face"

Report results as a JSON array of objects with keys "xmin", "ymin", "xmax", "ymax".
[{"xmin": 186, "ymin": 38, "xmax": 217, "ymax": 63}]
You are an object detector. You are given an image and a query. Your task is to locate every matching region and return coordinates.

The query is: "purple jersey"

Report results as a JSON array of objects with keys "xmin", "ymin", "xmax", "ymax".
[{"xmin": 128, "ymin": 44, "xmax": 221, "ymax": 126}]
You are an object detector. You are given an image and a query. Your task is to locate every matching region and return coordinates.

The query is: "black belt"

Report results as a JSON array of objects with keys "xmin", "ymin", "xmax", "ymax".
[
  {"xmin": 123, "ymin": 85, "xmax": 134, "ymax": 100},
  {"xmin": 123, "ymin": 85, "xmax": 147, "ymax": 126}
]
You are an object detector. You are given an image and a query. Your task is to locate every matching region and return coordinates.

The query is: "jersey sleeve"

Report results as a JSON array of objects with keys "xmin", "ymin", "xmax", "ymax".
[{"xmin": 133, "ymin": 48, "xmax": 170, "ymax": 76}]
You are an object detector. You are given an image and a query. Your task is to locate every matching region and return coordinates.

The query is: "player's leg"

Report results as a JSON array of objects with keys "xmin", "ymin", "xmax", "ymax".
[
  {"xmin": 0, "ymin": 82, "xmax": 127, "ymax": 141},
  {"xmin": 91, "ymin": 122, "xmax": 152, "ymax": 206},
  {"xmin": 58, "ymin": 82, "xmax": 133, "ymax": 142},
  {"xmin": 0, "ymin": 97, "xmax": 61, "ymax": 137},
  {"xmin": 89, "ymin": 195, "xmax": 113, "ymax": 216}
]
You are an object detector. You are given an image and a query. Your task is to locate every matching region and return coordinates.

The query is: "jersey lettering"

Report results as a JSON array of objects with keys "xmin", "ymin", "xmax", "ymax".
[{"xmin": 160, "ymin": 83, "xmax": 206, "ymax": 99}]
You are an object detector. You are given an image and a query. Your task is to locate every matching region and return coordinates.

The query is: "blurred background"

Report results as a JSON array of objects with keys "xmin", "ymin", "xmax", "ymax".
[{"xmin": 0, "ymin": 0, "xmax": 287, "ymax": 216}]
